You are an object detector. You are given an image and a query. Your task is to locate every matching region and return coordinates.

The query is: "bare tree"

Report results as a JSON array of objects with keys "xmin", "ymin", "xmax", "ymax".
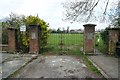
[
  {"xmin": 3, "ymin": 12, "xmax": 25, "ymax": 29},
  {"xmin": 62, "ymin": 0, "xmax": 119, "ymax": 22},
  {"xmin": 111, "ymin": 1, "xmax": 120, "ymax": 28}
]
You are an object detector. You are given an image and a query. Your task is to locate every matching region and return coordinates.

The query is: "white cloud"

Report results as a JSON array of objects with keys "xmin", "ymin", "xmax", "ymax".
[
  {"xmin": 0, "ymin": 0, "xmax": 118, "ymax": 30},
  {"xmin": 0, "ymin": 0, "xmax": 23, "ymax": 18}
]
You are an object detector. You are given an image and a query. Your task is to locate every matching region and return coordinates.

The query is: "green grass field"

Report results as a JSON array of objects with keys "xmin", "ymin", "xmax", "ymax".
[
  {"xmin": 48, "ymin": 33, "xmax": 83, "ymax": 46},
  {"xmin": 42, "ymin": 33, "xmax": 83, "ymax": 55}
]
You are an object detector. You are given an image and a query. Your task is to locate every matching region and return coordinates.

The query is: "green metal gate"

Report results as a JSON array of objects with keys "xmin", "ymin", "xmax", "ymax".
[{"xmin": 46, "ymin": 31, "xmax": 83, "ymax": 55}]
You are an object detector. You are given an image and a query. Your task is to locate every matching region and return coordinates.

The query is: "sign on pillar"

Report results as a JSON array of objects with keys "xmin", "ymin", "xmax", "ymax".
[
  {"xmin": 20, "ymin": 25, "xmax": 26, "ymax": 32},
  {"xmin": 83, "ymin": 24, "xmax": 96, "ymax": 54},
  {"xmin": 8, "ymin": 28, "xmax": 17, "ymax": 52},
  {"xmin": 29, "ymin": 25, "xmax": 40, "ymax": 54}
]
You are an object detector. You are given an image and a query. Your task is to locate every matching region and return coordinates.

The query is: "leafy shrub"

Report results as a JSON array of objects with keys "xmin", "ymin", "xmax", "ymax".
[
  {"xmin": 2, "ymin": 13, "xmax": 49, "ymax": 53},
  {"xmin": 2, "ymin": 28, "xmax": 8, "ymax": 44},
  {"xmin": 26, "ymin": 16, "xmax": 49, "ymax": 50}
]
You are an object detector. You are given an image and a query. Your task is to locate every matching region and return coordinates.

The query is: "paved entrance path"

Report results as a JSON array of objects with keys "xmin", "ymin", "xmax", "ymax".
[
  {"xmin": 0, "ymin": 53, "xmax": 37, "ymax": 79},
  {"xmin": 88, "ymin": 53, "xmax": 119, "ymax": 78},
  {"xmin": 11, "ymin": 56, "xmax": 103, "ymax": 78}
]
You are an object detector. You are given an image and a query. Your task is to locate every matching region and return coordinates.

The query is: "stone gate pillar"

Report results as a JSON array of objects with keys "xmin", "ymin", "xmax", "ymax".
[
  {"xmin": 29, "ymin": 25, "xmax": 40, "ymax": 54},
  {"xmin": 8, "ymin": 28, "xmax": 17, "ymax": 52},
  {"xmin": 108, "ymin": 28, "xmax": 120, "ymax": 55},
  {"xmin": 83, "ymin": 24, "xmax": 96, "ymax": 54}
]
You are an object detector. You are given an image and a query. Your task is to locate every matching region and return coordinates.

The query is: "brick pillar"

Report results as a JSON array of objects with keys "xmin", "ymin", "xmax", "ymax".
[
  {"xmin": 83, "ymin": 24, "xmax": 96, "ymax": 54},
  {"xmin": 8, "ymin": 28, "xmax": 17, "ymax": 52},
  {"xmin": 29, "ymin": 25, "xmax": 40, "ymax": 53},
  {"xmin": 108, "ymin": 28, "xmax": 120, "ymax": 55}
]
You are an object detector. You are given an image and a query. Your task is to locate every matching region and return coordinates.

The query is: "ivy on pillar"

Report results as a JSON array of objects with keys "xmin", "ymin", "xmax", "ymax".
[{"xmin": 83, "ymin": 24, "xmax": 96, "ymax": 54}]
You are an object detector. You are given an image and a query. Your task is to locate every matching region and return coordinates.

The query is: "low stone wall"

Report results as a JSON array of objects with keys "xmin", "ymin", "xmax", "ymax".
[{"xmin": 0, "ymin": 44, "xmax": 8, "ymax": 52}]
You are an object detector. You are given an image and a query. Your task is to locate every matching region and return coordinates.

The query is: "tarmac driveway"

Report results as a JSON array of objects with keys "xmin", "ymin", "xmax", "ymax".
[{"xmin": 12, "ymin": 55, "xmax": 103, "ymax": 78}]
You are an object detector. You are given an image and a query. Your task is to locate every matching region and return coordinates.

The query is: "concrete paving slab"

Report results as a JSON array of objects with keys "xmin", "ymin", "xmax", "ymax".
[
  {"xmin": 0, "ymin": 65, "xmax": 2, "ymax": 80},
  {"xmin": 12, "ymin": 56, "xmax": 103, "ymax": 78},
  {"xmin": 88, "ymin": 55, "xmax": 118, "ymax": 78},
  {"xmin": 0, "ymin": 53, "xmax": 2, "ymax": 63},
  {"xmin": 2, "ymin": 59, "xmax": 26, "ymax": 78},
  {"xmin": 0, "ymin": 53, "xmax": 38, "ymax": 79},
  {"xmin": 0, "ymin": 53, "xmax": 16, "ymax": 63}
]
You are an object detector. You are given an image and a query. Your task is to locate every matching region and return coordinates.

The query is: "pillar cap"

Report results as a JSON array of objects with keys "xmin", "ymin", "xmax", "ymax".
[
  {"xmin": 29, "ymin": 24, "xmax": 41, "ymax": 30},
  {"xmin": 8, "ymin": 27, "xmax": 17, "ymax": 30},
  {"xmin": 28, "ymin": 24, "xmax": 40, "ymax": 26},
  {"xmin": 83, "ymin": 24, "xmax": 96, "ymax": 27},
  {"xmin": 108, "ymin": 28, "xmax": 120, "ymax": 30}
]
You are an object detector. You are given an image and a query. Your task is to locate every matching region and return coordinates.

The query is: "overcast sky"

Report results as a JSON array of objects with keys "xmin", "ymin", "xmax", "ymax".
[{"xmin": 0, "ymin": 0, "xmax": 118, "ymax": 30}]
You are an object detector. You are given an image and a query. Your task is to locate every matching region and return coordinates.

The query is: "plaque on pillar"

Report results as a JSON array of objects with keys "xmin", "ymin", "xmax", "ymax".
[
  {"xmin": 87, "ymin": 33, "xmax": 93, "ymax": 39},
  {"xmin": 31, "ymin": 32, "xmax": 36, "ymax": 39}
]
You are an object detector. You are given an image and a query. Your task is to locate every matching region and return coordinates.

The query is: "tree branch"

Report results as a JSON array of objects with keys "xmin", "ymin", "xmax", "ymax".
[{"xmin": 103, "ymin": 0, "xmax": 109, "ymax": 15}]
